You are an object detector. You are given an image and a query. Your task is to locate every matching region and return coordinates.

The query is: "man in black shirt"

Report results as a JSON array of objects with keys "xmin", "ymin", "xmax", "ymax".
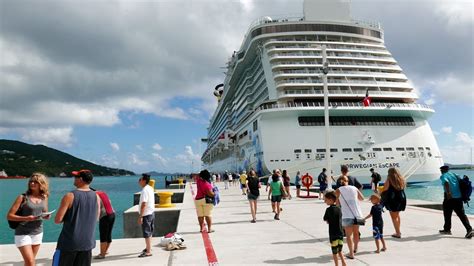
[
  {"xmin": 370, "ymin": 168, "xmax": 382, "ymax": 193},
  {"xmin": 336, "ymin": 165, "xmax": 362, "ymax": 190}
]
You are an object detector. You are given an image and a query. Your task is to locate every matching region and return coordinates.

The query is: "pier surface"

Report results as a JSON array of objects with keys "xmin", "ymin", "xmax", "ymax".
[{"xmin": 1, "ymin": 182, "xmax": 473, "ymax": 265}]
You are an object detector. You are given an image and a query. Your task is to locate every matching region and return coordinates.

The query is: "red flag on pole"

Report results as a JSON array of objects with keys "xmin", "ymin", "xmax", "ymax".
[{"xmin": 363, "ymin": 89, "xmax": 371, "ymax": 107}]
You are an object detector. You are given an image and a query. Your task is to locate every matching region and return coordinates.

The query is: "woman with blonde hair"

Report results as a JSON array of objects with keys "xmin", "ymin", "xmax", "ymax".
[
  {"xmin": 7, "ymin": 173, "xmax": 50, "ymax": 266},
  {"xmin": 382, "ymin": 167, "xmax": 407, "ymax": 238}
]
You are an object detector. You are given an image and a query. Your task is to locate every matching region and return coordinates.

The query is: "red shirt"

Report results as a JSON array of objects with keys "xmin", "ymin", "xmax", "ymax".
[{"xmin": 195, "ymin": 178, "xmax": 213, "ymax": 199}]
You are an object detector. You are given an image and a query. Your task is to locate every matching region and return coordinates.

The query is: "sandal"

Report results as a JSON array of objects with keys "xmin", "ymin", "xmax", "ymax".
[
  {"xmin": 391, "ymin": 234, "xmax": 401, "ymax": 238},
  {"xmin": 345, "ymin": 255, "xmax": 354, "ymax": 260},
  {"xmin": 381, "ymin": 248, "xmax": 387, "ymax": 252},
  {"xmin": 138, "ymin": 252, "xmax": 152, "ymax": 258},
  {"xmin": 94, "ymin": 254, "xmax": 106, "ymax": 259}
]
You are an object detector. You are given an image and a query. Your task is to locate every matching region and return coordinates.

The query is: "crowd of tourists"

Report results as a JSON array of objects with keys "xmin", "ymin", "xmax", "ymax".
[{"xmin": 5, "ymin": 164, "xmax": 472, "ymax": 266}]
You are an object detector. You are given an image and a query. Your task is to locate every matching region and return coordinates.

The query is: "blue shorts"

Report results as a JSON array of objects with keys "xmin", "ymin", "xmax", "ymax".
[
  {"xmin": 141, "ymin": 214, "xmax": 155, "ymax": 238},
  {"xmin": 373, "ymin": 225, "xmax": 384, "ymax": 239}
]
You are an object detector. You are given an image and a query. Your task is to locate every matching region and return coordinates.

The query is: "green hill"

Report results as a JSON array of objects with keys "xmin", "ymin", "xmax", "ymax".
[{"xmin": 0, "ymin": 139, "xmax": 135, "ymax": 177}]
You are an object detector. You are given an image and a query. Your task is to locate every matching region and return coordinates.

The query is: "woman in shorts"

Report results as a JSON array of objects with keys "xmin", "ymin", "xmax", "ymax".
[
  {"xmin": 7, "ymin": 173, "xmax": 50, "ymax": 266},
  {"xmin": 194, "ymin": 170, "xmax": 215, "ymax": 233},
  {"xmin": 268, "ymin": 174, "xmax": 286, "ymax": 220},
  {"xmin": 335, "ymin": 175, "xmax": 364, "ymax": 259},
  {"xmin": 246, "ymin": 170, "xmax": 261, "ymax": 223}
]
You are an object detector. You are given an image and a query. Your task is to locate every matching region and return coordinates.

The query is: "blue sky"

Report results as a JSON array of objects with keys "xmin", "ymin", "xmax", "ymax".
[{"xmin": 0, "ymin": 0, "xmax": 472, "ymax": 173}]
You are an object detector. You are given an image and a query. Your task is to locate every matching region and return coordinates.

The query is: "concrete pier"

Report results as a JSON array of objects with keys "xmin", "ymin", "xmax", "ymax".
[{"xmin": 1, "ymin": 182, "xmax": 473, "ymax": 265}]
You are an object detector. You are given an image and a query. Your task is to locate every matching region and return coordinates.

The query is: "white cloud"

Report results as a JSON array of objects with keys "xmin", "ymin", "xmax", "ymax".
[
  {"xmin": 110, "ymin": 142, "xmax": 120, "ymax": 151},
  {"xmin": 101, "ymin": 154, "xmax": 120, "ymax": 167},
  {"xmin": 440, "ymin": 145, "xmax": 473, "ymax": 164},
  {"xmin": 20, "ymin": 127, "xmax": 74, "ymax": 147},
  {"xmin": 129, "ymin": 153, "xmax": 149, "ymax": 166},
  {"xmin": 135, "ymin": 145, "xmax": 143, "ymax": 150},
  {"xmin": 240, "ymin": 0, "xmax": 255, "ymax": 12},
  {"xmin": 456, "ymin": 132, "xmax": 474, "ymax": 146},
  {"xmin": 441, "ymin": 127, "xmax": 452, "ymax": 134},
  {"xmin": 152, "ymin": 152, "xmax": 168, "ymax": 166},
  {"xmin": 152, "ymin": 143, "xmax": 162, "ymax": 151}
]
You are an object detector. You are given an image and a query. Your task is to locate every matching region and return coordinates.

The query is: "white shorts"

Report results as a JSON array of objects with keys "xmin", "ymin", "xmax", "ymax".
[{"xmin": 15, "ymin": 233, "xmax": 43, "ymax": 247}]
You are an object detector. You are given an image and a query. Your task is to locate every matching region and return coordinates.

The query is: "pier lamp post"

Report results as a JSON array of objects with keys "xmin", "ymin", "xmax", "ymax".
[{"xmin": 321, "ymin": 45, "xmax": 332, "ymax": 187}]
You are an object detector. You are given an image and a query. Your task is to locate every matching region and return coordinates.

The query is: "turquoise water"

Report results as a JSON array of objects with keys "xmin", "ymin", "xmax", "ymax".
[
  {"xmin": 1, "ymin": 170, "xmax": 472, "ymax": 244},
  {"xmin": 0, "ymin": 175, "xmax": 166, "ymax": 245}
]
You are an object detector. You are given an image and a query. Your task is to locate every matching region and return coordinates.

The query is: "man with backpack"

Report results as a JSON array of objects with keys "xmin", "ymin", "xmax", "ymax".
[
  {"xmin": 370, "ymin": 168, "xmax": 382, "ymax": 193},
  {"xmin": 438, "ymin": 165, "xmax": 472, "ymax": 239}
]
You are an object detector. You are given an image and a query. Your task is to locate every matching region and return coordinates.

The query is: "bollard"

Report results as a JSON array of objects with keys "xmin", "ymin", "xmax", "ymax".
[
  {"xmin": 178, "ymin": 178, "xmax": 184, "ymax": 189},
  {"xmin": 149, "ymin": 179, "xmax": 156, "ymax": 190},
  {"xmin": 156, "ymin": 191, "xmax": 175, "ymax": 208}
]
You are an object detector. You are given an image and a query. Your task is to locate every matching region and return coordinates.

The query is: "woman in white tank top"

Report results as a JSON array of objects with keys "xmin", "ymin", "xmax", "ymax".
[{"xmin": 336, "ymin": 175, "xmax": 364, "ymax": 259}]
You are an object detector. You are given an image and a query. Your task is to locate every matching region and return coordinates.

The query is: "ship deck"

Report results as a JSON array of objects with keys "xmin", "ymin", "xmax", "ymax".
[{"xmin": 1, "ymin": 182, "xmax": 473, "ymax": 265}]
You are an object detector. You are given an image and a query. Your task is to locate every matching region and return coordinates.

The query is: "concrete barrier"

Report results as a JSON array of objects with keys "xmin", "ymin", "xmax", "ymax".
[
  {"xmin": 133, "ymin": 190, "xmax": 184, "ymax": 205},
  {"xmin": 123, "ymin": 205, "xmax": 181, "ymax": 238}
]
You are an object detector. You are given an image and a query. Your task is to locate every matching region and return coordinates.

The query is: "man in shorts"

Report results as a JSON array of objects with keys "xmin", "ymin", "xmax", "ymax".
[{"xmin": 138, "ymin": 174, "xmax": 155, "ymax": 257}]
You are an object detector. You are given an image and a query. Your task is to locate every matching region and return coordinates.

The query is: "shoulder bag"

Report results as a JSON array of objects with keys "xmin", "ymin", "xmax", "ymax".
[{"xmin": 8, "ymin": 193, "xmax": 27, "ymax": 229}]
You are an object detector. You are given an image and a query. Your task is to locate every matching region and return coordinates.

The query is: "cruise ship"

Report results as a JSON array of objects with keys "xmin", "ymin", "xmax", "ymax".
[{"xmin": 202, "ymin": 0, "xmax": 443, "ymax": 185}]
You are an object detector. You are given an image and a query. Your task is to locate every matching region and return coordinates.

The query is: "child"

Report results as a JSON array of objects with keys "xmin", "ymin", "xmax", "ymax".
[
  {"xmin": 363, "ymin": 194, "xmax": 387, "ymax": 253},
  {"xmin": 323, "ymin": 191, "xmax": 347, "ymax": 266}
]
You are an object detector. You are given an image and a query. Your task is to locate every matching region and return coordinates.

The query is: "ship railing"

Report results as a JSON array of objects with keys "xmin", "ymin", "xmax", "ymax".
[
  {"xmin": 269, "ymin": 53, "xmax": 393, "ymax": 60},
  {"xmin": 267, "ymin": 44, "xmax": 388, "ymax": 53},
  {"xmin": 256, "ymin": 101, "xmax": 432, "ymax": 111},
  {"xmin": 280, "ymin": 89, "xmax": 415, "ymax": 97},
  {"xmin": 272, "ymin": 61, "xmax": 400, "ymax": 69},
  {"xmin": 274, "ymin": 70, "xmax": 405, "ymax": 77},
  {"xmin": 275, "ymin": 79, "xmax": 410, "ymax": 86}
]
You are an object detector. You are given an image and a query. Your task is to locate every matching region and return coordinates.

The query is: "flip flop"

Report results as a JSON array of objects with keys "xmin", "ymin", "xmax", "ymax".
[
  {"xmin": 138, "ymin": 252, "xmax": 152, "ymax": 258},
  {"xmin": 345, "ymin": 255, "xmax": 354, "ymax": 260},
  {"xmin": 391, "ymin": 234, "xmax": 401, "ymax": 238}
]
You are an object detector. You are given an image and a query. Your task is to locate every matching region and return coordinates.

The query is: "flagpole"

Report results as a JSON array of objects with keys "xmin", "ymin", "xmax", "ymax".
[{"xmin": 322, "ymin": 45, "xmax": 332, "ymax": 187}]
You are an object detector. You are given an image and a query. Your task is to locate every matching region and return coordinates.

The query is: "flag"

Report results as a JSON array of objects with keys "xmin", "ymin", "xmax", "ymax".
[{"xmin": 363, "ymin": 89, "xmax": 371, "ymax": 107}]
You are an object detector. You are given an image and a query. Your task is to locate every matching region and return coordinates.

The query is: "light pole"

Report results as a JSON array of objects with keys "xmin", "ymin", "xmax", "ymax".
[{"xmin": 321, "ymin": 45, "xmax": 332, "ymax": 187}]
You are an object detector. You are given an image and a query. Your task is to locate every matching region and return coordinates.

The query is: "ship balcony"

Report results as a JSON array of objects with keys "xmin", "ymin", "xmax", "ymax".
[
  {"xmin": 266, "ymin": 46, "xmax": 391, "ymax": 56},
  {"xmin": 271, "ymin": 62, "xmax": 402, "ymax": 71},
  {"xmin": 275, "ymin": 79, "xmax": 413, "ymax": 89},
  {"xmin": 269, "ymin": 53, "xmax": 396, "ymax": 63},
  {"xmin": 256, "ymin": 101, "xmax": 434, "ymax": 118},
  {"xmin": 273, "ymin": 70, "xmax": 407, "ymax": 80},
  {"xmin": 265, "ymin": 40, "xmax": 387, "ymax": 51},
  {"xmin": 278, "ymin": 89, "xmax": 418, "ymax": 100}
]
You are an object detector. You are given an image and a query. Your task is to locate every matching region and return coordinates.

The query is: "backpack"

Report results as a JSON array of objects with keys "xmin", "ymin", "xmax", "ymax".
[
  {"xmin": 373, "ymin": 173, "xmax": 382, "ymax": 183},
  {"xmin": 8, "ymin": 193, "xmax": 26, "ymax": 229},
  {"xmin": 457, "ymin": 175, "xmax": 472, "ymax": 206}
]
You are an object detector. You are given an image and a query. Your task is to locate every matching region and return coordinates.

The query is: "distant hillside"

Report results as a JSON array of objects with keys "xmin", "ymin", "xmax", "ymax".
[
  {"xmin": 0, "ymin": 139, "xmax": 135, "ymax": 177},
  {"xmin": 446, "ymin": 163, "xmax": 474, "ymax": 170}
]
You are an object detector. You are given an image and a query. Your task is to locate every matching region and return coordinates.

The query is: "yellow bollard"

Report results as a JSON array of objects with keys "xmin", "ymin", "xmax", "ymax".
[
  {"xmin": 178, "ymin": 178, "xmax": 184, "ymax": 189},
  {"xmin": 149, "ymin": 179, "xmax": 156, "ymax": 190},
  {"xmin": 378, "ymin": 185, "xmax": 384, "ymax": 193},
  {"xmin": 156, "ymin": 191, "xmax": 174, "ymax": 208}
]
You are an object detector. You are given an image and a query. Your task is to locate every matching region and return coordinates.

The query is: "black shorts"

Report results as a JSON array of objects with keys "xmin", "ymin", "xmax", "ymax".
[
  {"xmin": 271, "ymin": 195, "xmax": 282, "ymax": 203},
  {"xmin": 53, "ymin": 249, "xmax": 92, "ymax": 266},
  {"xmin": 296, "ymin": 185, "xmax": 301, "ymax": 189},
  {"xmin": 141, "ymin": 214, "xmax": 155, "ymax": 238},
  {"xmin": 99, "ymin": 213, "xmax": 115, "ymax": 243},
  {"xmin": 247, "ymin": 193, "xmax": 259, "ymax": 201}
]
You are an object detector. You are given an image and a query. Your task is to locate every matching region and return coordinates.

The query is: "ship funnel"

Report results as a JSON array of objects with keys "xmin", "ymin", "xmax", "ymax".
[{"xmin": 303, "ymin": 0, "xmax": 351, "ymax": 22}]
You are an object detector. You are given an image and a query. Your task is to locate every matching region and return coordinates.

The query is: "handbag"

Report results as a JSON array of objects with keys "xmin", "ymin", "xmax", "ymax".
[
  {"xmin": 8, "ymin": 194, "xmax": 26, "ymax": 229},
  {"xmin": 339, "ymin": 189, "xmax": 365, "ymax": 226},
  {"xmin": 205, "ymin": 195, "xmax": 214, "ymax": 204}
]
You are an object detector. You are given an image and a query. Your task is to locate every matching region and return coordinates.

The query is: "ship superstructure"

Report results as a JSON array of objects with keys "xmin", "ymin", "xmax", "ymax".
[{"xmin": 202, "ymin": 0, "xmax": 443, "ymax": 184}]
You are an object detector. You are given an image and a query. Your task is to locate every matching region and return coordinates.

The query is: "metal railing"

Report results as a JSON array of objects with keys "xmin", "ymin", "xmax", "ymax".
[
  {"xmin": 280, "ymin": 89, "xmax": 415, "ymax": 97},
  {"xmin": 256, "ymin": 101, "xmax": 432, "ymax": 111}
]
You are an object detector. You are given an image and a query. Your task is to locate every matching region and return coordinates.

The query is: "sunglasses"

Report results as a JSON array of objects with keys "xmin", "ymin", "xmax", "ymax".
[{"xmin": 29, "ymin": 180, "xmax": 38, "ymax": 184}]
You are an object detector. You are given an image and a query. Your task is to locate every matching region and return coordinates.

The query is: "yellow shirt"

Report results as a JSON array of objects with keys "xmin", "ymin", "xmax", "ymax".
[{"xmin": 240, "ymin": 174, "xmax": 247, "ymax": 185}]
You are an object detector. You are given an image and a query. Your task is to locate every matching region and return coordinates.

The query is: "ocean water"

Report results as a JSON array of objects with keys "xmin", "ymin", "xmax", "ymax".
[
  {"xmin": 0, "ymin": 170, "xmax": 472, "ymax": 245},
  {"xmin": 0, "ymin": 175, "xmax": 166, "ymax": 245}
]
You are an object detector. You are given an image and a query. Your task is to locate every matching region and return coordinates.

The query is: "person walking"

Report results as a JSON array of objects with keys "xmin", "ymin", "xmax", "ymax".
[
  {"xmin": 137, "ymin": 173, "xmax": 155, "ymax": 258},
  {"xmin": 295, "ymin": 171, "xmax": 301, "ymax": 197},
  {"xmin": 246, "ymin": 170, "xmax": 261, "ymax": 223},
  {"xmin": 438, "ymin": 165, "xmax": 472, "ymax": 238},
  {"xmin": 363, "ymin": 194, "xmax": 387, "ymax": 253},
  {"xmin": 91, "ymin": 188, "xmax": 115, "ymax": 259},
  {"xmin": 282, "ymin": 170, "xmax": 292, "ymax": 199},
  {"xmin": 336, "ymin": 165, "xmax": 362, "ymax": 190},
  {"xmin": 268, "ymin": 174, "xmax": 286, "ymax": 220},
  {"xmin": 381, "ymin": 167, "xmax": 406, "ymax": 238},
  {"xmin": 336, "ymin": 176, "xmax": 364, "ymax": 260},
  {"xmin": 240, "ymin": 171, "xmax": 248, "ymax": 195},
  {"xmin": 194, "ymin": 170, "xmax": 215, "ymax": 233},
  {"xmin": 370, "ymin": 168, "xmax": 382, "ymax": 193},
  {"xmin": 323, "ymin": 191, "xmax": 347, "ymax": 266},
  {"xmin": 223, "ymin": 171, "xmax": 229, "ymax": 189},
  {"xmin": 53, "ymin": 170, "xmax": 100, "ymax": 266},
  {"xmin": 318, "ymin": 168, "xmax": 328, "ymax": 200},
  {"xmin": 7, "ymin": 173, "xmax": 50, "ymax": 266}
]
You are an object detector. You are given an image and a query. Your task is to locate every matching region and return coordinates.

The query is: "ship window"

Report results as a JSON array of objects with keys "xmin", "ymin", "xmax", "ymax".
[
  {"xmin": 295, "ymin": 154, "xmax": 300, "ymax": 159},
  {"xmin": 304, "ymin": 149, "xmax": 312, "ymax": 153},
  {"xmin": 425, "ymin": 147, "xmax": 431, "ymax": 151},
  {"xmin": 270, "ymin": 160, "xmax": 274, "ymax": 162},
  {"xmin": 330, "ymin": 148, "xmax": 338, "ymax": 152},
  {"xmin": 406, "ymin": 147, "xmax": 415, "ymax": 151},
  {"xmin": 294, "ymin": 149, "xmax": 302, "ymax": 153},
  {"xmin": 418, "ymin": 147, "xmax": 424, "ymax": 151},
  {"xmin": 275, "ymin": 159, "xmax": 279, "ymax": 162},
  {"xmin": 286, "ymin": 159, "xmax": 290, "ymax": 162},
  {"xmin": 307, "ymin": 154, "xmax": 311, "ymax": 159},
  {"xmin": 298, "ymin": 116, "xmax": 415, "ymax": 126},
  {"xmin": 396, "ymin": 147, "xmax": 405, "ymax": 151},
  {"xmin": 373, "ymin": 148, "xmax": 382, "ymax": 151},
  {"xmin": 342, "ymin": 148, "xmax": 352, "ymax": 152},
  {"xmin": 316, "ymin": 149, "xmax": 326, "ymax": 152},
  {"xmin": 353, "ymin": 148, "xmax": 363, "ymax": 152},
  {"xmin": 253, "ymin": 120, "xmax": 258, "ymax": 131},
  {"xmin": 383, "ymin": 148, "xmax": 392, "ymax": 151}
]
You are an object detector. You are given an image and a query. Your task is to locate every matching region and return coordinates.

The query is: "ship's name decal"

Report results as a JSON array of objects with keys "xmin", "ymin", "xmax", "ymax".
[{"xmin": 347, "ymin": 162, "xmax": 400, "ymax": 169}]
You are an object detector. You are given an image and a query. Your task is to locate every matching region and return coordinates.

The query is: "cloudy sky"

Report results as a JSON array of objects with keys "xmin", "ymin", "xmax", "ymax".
[{"xmin": 0, "ymin": 0, "xmax": 472, "ymax": 174}]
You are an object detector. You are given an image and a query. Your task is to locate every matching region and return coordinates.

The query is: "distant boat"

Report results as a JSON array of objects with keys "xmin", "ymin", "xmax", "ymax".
[
  {"xmin": 59, "ymin": 172, "xmax": 67, "ymax": 177},
  {"xmin": 0, "ymin": 169, "xmax": 27, "ymax": 179}
]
